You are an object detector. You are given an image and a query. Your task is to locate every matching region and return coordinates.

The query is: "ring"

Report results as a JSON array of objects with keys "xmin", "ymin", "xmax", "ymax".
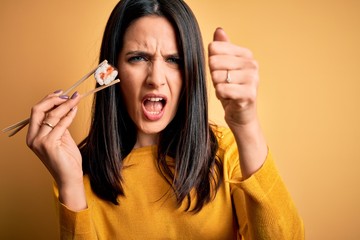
[
  {"xmin": 42, "ymin": 121, "xmax": 55, "ymax": 129},
  {"xmin": 226, "ymin": 70, "xmax": 231, "ymax": 83}
]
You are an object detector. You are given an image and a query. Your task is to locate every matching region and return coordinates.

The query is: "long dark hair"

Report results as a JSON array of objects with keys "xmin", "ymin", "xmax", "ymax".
[{"xmin": 79, "ymin": 0, "xmax": 223, "ymax": 212}]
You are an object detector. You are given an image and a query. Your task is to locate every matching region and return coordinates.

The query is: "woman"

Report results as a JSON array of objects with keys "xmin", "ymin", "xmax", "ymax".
[{"xmin": 26, "ymin": 0, "xmax": 304, "ymax": 239}]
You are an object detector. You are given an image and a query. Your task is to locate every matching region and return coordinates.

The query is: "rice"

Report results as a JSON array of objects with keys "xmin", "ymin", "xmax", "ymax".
[{"xmin": 94, "ymin": 62, "xmax": 118, "ymax": 85}]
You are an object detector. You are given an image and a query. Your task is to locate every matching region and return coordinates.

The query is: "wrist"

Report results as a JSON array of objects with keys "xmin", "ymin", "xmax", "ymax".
[
  {"xmin": 229, "ymin": 120, "xmax": 268, "ymax": 179},
  {"xmin": 58, "ymin": 180, "xmax": 87, "ymax": 211}
]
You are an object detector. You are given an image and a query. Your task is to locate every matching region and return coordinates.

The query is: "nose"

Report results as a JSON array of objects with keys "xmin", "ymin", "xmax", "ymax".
[{"xmin": 146, "ymin": 60, "xmax": 166, "ymax": 88}]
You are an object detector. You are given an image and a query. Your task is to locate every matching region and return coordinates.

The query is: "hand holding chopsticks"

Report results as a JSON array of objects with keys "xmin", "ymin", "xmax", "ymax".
[{"xmin": 2, "ymin": 60, "xmax": 120, "ymax": 137}]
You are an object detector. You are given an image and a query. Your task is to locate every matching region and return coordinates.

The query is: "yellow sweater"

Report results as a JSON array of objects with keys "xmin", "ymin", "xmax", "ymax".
[{"xmin": 55, "ymin": 127, "xmax": 304, "ymax": 239}]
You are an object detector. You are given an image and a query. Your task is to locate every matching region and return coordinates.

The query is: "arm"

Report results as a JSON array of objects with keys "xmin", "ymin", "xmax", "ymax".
[
  {"xmin": 26, "ymin": 90, "xmax": 87, "ymax": 210},
  {"xmin": 208, "ymin": 28, "xmax": 266, "ymax": 179},
  {"xmin": 209, "ymin": 28, "xmax": 304, "ymax": 239},
  {"xmin": 26, "ymin": 91, "xmax": 94, "ymax": 237},
  {"xmin": 230, "ymin": 148, "xmax": 304, "ymax": 239},
  {"xmin": 53, "ymin": 182, "xmax": 97, "ymax": 240}
]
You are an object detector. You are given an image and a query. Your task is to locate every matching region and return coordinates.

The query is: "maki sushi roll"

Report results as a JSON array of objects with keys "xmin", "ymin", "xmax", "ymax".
[{"xmin": 94, "ymin": 62, "xmax": 118, "ymax": 85}]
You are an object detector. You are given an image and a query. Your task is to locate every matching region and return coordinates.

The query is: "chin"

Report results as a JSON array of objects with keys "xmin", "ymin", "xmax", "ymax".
[{"xmin": 138, "ymin": 122, "xmax": 168, "ymax": 135}]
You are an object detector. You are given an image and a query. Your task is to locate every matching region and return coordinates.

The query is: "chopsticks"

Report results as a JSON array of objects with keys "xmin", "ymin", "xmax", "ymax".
[{"xmin": 2, "ymin": 60, "xmax": 120, "ymax": 137}]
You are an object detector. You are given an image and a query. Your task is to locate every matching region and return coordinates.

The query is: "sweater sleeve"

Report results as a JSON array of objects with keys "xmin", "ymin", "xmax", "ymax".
[
  {"xmin": 53, "ymin": 181, "xmax": 97, "ymax": 240},
  {"xmin": 231, "ymin": 154, "xmax": 304, "ymax": 239},
  {"xmin": 219, "ymin": 128, "xmax": 305, "ymax": 239}
]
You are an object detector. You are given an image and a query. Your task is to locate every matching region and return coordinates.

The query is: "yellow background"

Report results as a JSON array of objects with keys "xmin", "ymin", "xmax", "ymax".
[{"xmin": 1, "ymin": 0, "xmax": 359, "ymax": 239}]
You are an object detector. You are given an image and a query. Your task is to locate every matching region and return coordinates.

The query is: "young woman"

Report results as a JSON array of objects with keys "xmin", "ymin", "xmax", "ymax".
[{"xmin": 26, "ymin": 0, "xmax": 304, "ymax": 239}]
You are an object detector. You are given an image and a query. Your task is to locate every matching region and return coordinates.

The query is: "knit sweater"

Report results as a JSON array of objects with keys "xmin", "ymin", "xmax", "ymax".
[{"xmin": 54, "ymin": 127, "xmax": 304, "ymax": 239}]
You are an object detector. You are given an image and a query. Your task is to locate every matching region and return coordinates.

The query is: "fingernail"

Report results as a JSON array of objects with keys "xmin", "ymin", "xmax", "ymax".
[
  {"xmin": 54, "ymin": 89, "xmax": 62, "ymax": 94},
  {"xmin": 59, "ymin": 95, "xmax": 69, "ymax": 99},
  {"xmin": 71, "ymin": 91, "xmax": 79, "ymax": 99}
]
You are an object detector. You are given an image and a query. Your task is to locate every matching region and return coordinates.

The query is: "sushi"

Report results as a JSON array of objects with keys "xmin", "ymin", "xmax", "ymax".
[{"xmin": 94, "ymin": 62, "xmax": 118, "ymax": 85}]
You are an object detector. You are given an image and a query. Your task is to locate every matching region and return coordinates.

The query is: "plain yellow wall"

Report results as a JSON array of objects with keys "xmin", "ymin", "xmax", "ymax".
[{"xmin": 1, "ymin": 1, "xmax": 359, "ymax": 239}]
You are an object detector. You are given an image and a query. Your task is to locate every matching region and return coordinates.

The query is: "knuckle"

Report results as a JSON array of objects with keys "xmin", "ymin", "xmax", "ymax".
[
  {"xmin": 36, "ymin": 138, "xmax": 52, "ymax": 152},
  {"xmin": 26, "ymin": 138, "xmax": 34, "ymax": 149},
  {"xmin": 215, "ymin": 89, "xmax": 222, "ymax": 100},
  {"xmin": 208, "ymin": 42, "xmax": 216, "ymax": 54},
  {"xmin": 248, "ymin": 88, "xmax": 257, "ymax": 101},
  {"xmin": 31, "ymin": 105, "xmax": 40, "ymax": 115},
  {"xmin": 210, "ymin": 71, "xmax": 218, "ymax": 81},
  {"xmin": 42, "ymin": 140, "xmax": 52, "ymax": 150},
  {"xmin": 30, "ymin": 137, "xmax": 42, "ymax": 150},
  {"xmin": 245, "ymin": 59, "xmax": 258, "ymax": 70},
  {"xmin": 254, "ymin": 74, "xmax": 260, "ymax": 85},
  {"xmin": 248, "ymin": 72, "xmax": 259, "ymax": 84},
  {"xmin": 46, "ymin": 111, "xmax": 57, "ymax": 120},
  {"xmin": 56, "ymin": 121, "xmax": 65, "ymax": 129},
  {"xmin": 246, "ymin": 49, "xmax": 254, "ymax": 58},
  {"xmin": 252, "ymin": 59, "xmax": 259, "ymax": 70},
  {"xmin": 208, "ymin": 56, "xmax": 218, "ymax": 69},
  {"xmin": 214, "ymin": 84, "xmax": 225, "ymax": 97}
]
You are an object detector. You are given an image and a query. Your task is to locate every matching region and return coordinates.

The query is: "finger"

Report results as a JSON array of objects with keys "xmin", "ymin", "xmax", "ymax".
[
  {"xmin": 46, "ymin": 105, "xmax": 78, "ymax": 141},
  {"xmin": 27, "ymin": 94, "xmax": 69, "ymax": 144},
  {"xmin": 215, "ymin": 83, "xmax": 257, "ymax": 103},
  {"xmin": 210, "ymin": 28, "xmax": 251, "ymax": 57},
  {"xmin": 37, "ymin": 92, "xmax": 80, "ymax": 138},
  {"xmin": 211, "ymin": 69, "xmax": 259, "ymax": 85},
  {"xmin": 43, "ymin": 92, "xmax": 80, "ymax": 126},
  {"xmin": 209, "ymin": 55, "xmax": 258, "ymax": 71},
  {"xmin": 213, "ymin": 27, "xmax": 230, "ymax": 42},
  {"xmin": 209, "ymin": 41, "xmax": 254, "ymax": 58}
]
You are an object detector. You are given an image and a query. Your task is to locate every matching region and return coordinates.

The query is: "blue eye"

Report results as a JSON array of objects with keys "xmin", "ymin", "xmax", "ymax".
[
  {"xmin": 128, "ymin": 56, "xmax": 147, "ymax": 62},
  {"xmin": 166, "ymin": 57, "xmax": 181, "ymax": 65}
]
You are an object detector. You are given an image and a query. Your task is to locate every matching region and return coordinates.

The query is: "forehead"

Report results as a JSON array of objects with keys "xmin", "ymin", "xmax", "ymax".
[{"xmin": 122, "ymin": 16, "xmax": 179, "ymax": 52}]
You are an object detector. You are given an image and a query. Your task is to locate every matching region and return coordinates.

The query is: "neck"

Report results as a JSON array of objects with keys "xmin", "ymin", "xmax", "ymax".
[{"xmin": 134, "ymin": 132, "xmax": 159, "ymax": 148}]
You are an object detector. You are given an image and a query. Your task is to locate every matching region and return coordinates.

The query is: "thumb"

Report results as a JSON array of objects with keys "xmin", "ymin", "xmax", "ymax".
[{"xmin": 213, "ymin": 27, "xmax": 230, "ymax": 42}]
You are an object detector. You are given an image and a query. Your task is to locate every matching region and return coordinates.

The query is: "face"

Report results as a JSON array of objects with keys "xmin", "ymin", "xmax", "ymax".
[{"xmin": 118, "ymin": 16, "xmax": 183, "ymax": 148}]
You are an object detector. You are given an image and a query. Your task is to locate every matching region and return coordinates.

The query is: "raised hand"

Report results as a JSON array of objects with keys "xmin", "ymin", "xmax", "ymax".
[
  {"xmin": 208, "ymin": 28, "xmax": 267, "ymax": 178},
  {"xmin": 208, "ymin": 27, "xmax": 259, "ymax": 128},
  {"xmin": 26, "ymin": 90, "xmax": 86, "ymax": 210}
]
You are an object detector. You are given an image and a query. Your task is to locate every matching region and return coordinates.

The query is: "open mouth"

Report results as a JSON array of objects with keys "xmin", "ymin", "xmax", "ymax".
[{"xmin": 142, "ymin": 95, "xmax": 167, "ymax": 120}]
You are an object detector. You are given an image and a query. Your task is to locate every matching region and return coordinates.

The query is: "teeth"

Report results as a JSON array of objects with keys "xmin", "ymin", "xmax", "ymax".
[
  {"xmin": 147, "ymin": 97, "xmax": 163, "ymax": 102},
  {"xmin": 149, "ymin": 111, "xmax": 160, "ymax": 115}
]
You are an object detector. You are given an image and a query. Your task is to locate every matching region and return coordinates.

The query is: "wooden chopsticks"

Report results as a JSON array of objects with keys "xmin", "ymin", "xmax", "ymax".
[{"xmin": 2, "ymin": 60, "xmax": 120, "ymax": 137}]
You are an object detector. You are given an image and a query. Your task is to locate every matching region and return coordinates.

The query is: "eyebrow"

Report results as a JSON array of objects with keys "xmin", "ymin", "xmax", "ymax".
[
  {"xmin": 125, "ymin": 51, "xmax": 147, "ymax": 56},
  {"xmin": 125, "ymin": 50, "xmax": 180, "ymax": 58}
]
